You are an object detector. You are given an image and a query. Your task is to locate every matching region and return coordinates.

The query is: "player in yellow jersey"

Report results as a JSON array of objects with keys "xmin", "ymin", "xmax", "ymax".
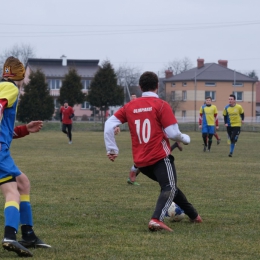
[
  {"xmin": 199, "ymin": 97, "xmax": 219, "ymax": 152},
  {"xmin": 223, "ymin": 94, "xmax": 244, "ymax": 157}
]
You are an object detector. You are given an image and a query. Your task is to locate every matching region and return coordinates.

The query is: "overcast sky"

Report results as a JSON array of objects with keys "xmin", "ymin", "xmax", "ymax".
[{"xmin": 1, "ymin": 0, "xmax": 260, "ymax": 76}]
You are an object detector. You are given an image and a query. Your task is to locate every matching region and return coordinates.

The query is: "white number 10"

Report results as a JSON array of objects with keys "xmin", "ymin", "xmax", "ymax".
[{"xmin": 135, "ymin": 119, "xmax": 151, "ymax": 144}]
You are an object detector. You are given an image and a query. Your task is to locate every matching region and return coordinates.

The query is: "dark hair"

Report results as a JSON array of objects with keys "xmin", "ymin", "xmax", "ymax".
[
  {"xmin": 229, "ymin": 94, "xmax": 236, "ymax": 100},
  {"xmin": 64, "ymin": 100, "xmax": 68, "ymax": 103},
  {"xmin": 205, "ymin": 96, "xmax": 212, "ymax": 100},
  {"xmin": 139, "ymin": 71, "xmax": 158, "ymax": 92}
]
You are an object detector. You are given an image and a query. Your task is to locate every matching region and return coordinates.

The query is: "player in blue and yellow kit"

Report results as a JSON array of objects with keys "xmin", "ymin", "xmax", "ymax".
[
  {"xmin": 223, "ymin": 94, "xmax": 244, "ymax": 157},
  {"xmin": 199, "ymin": 97, "xmax": 219, "ymax": 152},
  {"xmin": 0, "ymin": 57, "xmax": 50, "ymax": 257}
]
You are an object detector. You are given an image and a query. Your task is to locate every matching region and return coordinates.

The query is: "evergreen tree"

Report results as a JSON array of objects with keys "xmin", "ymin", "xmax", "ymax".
[
  {"xmin": 247, "ymin": 70, "xmax": 258, "ymax": 80},
  {"xmin": 17, "ymin": 69, "xmax": 54, "ymax": 123},
  {"xmin": 57, "ymin": 68, "xmax": 85, "ymax": 106},
  {"xmin": 87, "ymin": 60, "xmax": 124, "ymax": 125}
]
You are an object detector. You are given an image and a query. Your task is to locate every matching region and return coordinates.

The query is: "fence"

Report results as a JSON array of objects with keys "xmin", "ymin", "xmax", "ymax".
[{"xmin": 42, "ymin": 119, "xmax": 260, "ymax": 133}]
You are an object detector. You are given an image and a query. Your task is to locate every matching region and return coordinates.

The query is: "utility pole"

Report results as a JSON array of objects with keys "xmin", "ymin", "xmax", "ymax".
[{"xmin": 194, "ymin": 71, "xmax": 197, "ymax": 131}]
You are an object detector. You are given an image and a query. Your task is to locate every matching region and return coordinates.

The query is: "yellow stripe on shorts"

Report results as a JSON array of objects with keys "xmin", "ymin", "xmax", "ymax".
[{"xmin": 0, "ymin": 176, "xmax": 13, "ymax": 183}]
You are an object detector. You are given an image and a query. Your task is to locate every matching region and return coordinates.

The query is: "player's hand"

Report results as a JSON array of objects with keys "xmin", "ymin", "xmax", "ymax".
[
  {"xmin": 26, "ymin": 121, "xmax": 43, "ymax": 133},
  {"xmin": 225, "ymin": 123, "xmax": 228, "ymax": 127},
  {"xmin": 242, "ymin": 120, "xmax": 244, "ymax": 124},
  {"xmin": 199, "ymin": 125, "xmax": 202, "ymax": 129},
  {"xmin": 107, "ymin": 153, "xmax": 118, "ymax": 162},
  {"xmin": 114, "ymin": 127, "xmax": 120, "ymax": 135},
  {"xmin": 216, "ymin": 126, "xmax": 219, "ymax": 130},
  {"xmin": 181, "ymin": 134, "xmax": 190, "ymax": 145}
]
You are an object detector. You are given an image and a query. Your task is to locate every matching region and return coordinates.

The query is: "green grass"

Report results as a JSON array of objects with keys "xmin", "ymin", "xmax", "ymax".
[{"xmin": 0, "ymin": 130, "xmax": 260, "ymax": 259}]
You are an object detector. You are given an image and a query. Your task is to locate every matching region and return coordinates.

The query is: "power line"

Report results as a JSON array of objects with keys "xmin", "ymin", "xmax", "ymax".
[
  {"xmin": 0, "ymin": 20, "xmax": 259, "ymax": 38},
  {"xmin": 1, "ymin": 20, "xmax": 260, "ymax": 27}
]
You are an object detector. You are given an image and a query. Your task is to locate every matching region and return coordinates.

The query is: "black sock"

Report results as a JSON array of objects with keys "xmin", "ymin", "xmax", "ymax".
[
  {"xmin": 21, "ymin": 225, "xmax": 37, "ymax": 240},
  {"xmin": 4, "ymin": 226, "xmax": 17, "ymax": 240}
]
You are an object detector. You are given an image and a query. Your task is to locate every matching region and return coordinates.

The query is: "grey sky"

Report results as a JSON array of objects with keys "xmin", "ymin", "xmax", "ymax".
[{"xmin": 1, "ymin": 0, "xmax": 260, "ymax": 76}]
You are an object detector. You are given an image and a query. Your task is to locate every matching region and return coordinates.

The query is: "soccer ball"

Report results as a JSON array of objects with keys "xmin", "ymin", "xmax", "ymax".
[{"xmin": 165, "ymin": 202, "xmax": 185, "ymax": 222}]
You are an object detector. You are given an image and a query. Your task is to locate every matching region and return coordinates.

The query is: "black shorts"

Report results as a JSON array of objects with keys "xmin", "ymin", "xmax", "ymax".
[{"xmin": 226, "ymin": 126, "xmax": 241, "ymax": 142}]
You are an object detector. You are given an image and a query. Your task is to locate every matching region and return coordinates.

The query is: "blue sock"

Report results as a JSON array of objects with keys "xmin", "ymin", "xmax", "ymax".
[
  {"xmin": 230, "ymin": 144, "xmax": 235, "ymax": 154},
  {"xmin": 4, "ymin": 201, "xmax": 20, "ymax": 231},
  {"xmin": 20, "ymin": 195, "xmax": 33, "ymax": 226}
]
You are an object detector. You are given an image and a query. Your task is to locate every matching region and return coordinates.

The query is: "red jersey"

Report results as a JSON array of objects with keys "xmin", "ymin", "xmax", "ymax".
[
  {"xmin": 114, "ymin": 97, "xmax": 177, "ymax": 167},
  {"xmin": 60, "ymin": 106, "xmax": 74, "ymax": 124}
]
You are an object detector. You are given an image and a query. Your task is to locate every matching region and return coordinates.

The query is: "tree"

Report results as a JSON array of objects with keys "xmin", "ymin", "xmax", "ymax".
[
  {"xmin": 17, "ymin": 69, "xmax": 54, "ymax": 123},
  {"xmin": 115, "ymin": 64, "xmax": 141, "ymax": 102},
  {"xmin": 163, "ymin": 57, "xmax": 193, "ymax": 75},
  {"xmin": 87, "ymin": 60, "xmax": 124, "ymax": 126},
  {"xmin": 247, "ymin": 70, "xmax": 258, "ymax": 80},
  {"xmin": 0, "ymin": 43, "xmax": 35, "ymax": 75},
  {"xmin": 57, "ymin": 68, "xmax": 85, "ymax": 107},
  {"xmin": 159, "ymin": 57, "xmax": 193, "ymax": 100},
  {"xmin": 165, "ymin": 92, "xmax": 183, "ymax": 113}
]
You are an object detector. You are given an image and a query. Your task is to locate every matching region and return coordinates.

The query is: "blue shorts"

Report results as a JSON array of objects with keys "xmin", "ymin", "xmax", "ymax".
[
  {"xmin": 202, "ymin": 125, "xmax": 215, "ymax": 135},
  {"xmin": 0, "ymin": 144, "xmax": 21, "ymax": 184}
]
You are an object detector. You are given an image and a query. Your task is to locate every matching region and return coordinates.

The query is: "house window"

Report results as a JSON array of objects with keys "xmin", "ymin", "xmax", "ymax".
[
  {"xmin": 82, "ymin": 101, "xmax": 91, "ymax": 109},
  {"xmin": 81, "ymin": 80, "xmax": 91, "ymax": 90},
  {"xmin": 172, "ymin": 83, "xmax": 175, "ymax": 87},
  {"xmin": 182, "ymin": 91, "xmax": 187, "ymax": 101},
  {"xmin": 233, "ymin": 91, "xmax": 243, "ymax": 101},
  {"xmin": 205, "ymin": 82, "xmax": 216, "ymax": 86},
  {"xmin": 171, "ymin": 91, "xmax": 175, "ymax": 101},
  {"xmin": 182, "ymin": 110, "xmax": 186, "ymax": 118},
  {"xmin": 48, "ymin": 79, "xmax": 61, "ymax": 90},
  {"xmin": 182, "ymin": 82, "xmax": 187, "ymax": 87},
  {"xmin": 232, "ymin": 82, "xmax": 243, "ymax": 87},
  {"xmin": 205, "ymin": 91, "xmax": 216, "ymax": 101}
]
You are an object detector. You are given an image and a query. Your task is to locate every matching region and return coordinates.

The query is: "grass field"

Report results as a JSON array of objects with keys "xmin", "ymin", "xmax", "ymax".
[{"xmin": 0, "ymin": 129, "xmax": 260, "ymax": 259}]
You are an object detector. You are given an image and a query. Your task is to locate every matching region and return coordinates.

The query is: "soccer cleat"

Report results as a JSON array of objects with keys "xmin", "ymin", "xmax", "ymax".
[
  {"xmin": 19, "ymin": 237, "xmax": 51, "ymax": 248},
  {"xmin": 148, "ymin": 219, "xmax": 173, "ymax": 232},
  {"xmin": 2, "ymin": 238, "xmax": 33, "ymax": 257},
  {"xmin": 203, "ymin": 145, "xmax": 206, "ymax": 152},
  {"xmin": 68, "ymin": 141, "xmax": 72, "ymax": 144},
  {"xmin": 190, "ymin": 215, "xmax": 203, "ymax": 223},
  {"xmin": 228, "ymin": 153, "xmax": 232, "ymax": 157},
  {"xmin": 207, "ymin": 149, "xmax": 210, "ymax": 152},
  {"xmin": 127, "ymin": 178, "xmax": 140, "ymax": 186},
  {"xmin": 217, "ymin": 139, "xmax": 221, "ymax": 145}
]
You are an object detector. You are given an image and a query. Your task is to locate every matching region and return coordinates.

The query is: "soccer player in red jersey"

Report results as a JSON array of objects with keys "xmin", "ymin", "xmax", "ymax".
[
  {"xmin": 60, "ymin": 100, "xmax": 74, "ymax": 144},
  {"xmin": 104, "ymin": 71, "xmax": 202, "ymax": 231}
]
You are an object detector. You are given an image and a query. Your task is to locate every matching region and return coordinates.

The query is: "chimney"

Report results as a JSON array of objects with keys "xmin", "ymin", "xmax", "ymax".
[
  {"xmin": 218, "ymin": 60, "xmax": 228, "ymax": 68},
  {"xmin": 61, "ymin": 55, "xmax": 67, "ymax": 66},
  {"xmin": 165, "ymin": 67, "xmax": 173, "ymax": 78},
  {"xmin": 197, "ymin": 59, "xmax": 204, "ymax": 68}
]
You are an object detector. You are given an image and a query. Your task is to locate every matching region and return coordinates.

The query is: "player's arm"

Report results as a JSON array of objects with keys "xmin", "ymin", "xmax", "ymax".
[
  {"xmin": 214, "ymin": 113, "xmax": 219, "ymax": 129},
  {"xmin": 240, "ymin": 111, "xmax": 244, "ymax": 123},
  {"xmin": 69, "ymin": 107, "xmax": 75, "ymax": 119},
  {"xmin": 114, "ymin": 126, "xmax": 120, "ymax": 135},
  {"xmin": 223, "ymin": 109, "xmax": 228, "ymax": 126},
  {"xmin": 199, "ymin": 112, "xmax": 203, "ymax": 129},
  {"xmin": 0, "ymin": 99, "xmax": 8, "ymax": 122},
  {"xmin": 104, "ymin": 115, "xmax": 122, "ymax": 161},
  {"xmin": 13, "ymin": 121, "xmax": 43, "ymax": 139},
  {"xmin": 59, "ymin": 107, "xmax": 62, "ymax": 122},
  {"xmin": 164, "ymin": 124, "xmax": 190, "ymax": 145},
  {"xmin": 160, "ymin": 102, "xmax": 190, "ymax": 144}
]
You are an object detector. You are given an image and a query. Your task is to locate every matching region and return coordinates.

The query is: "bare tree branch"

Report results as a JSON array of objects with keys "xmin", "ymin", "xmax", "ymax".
[
  {"xmin": 0, "ymin": 43, "xmax": 35, "ymax": 75},
  {"xmin": 115, "ymin": 64, "xmax": 141, "ymax": 102}
]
